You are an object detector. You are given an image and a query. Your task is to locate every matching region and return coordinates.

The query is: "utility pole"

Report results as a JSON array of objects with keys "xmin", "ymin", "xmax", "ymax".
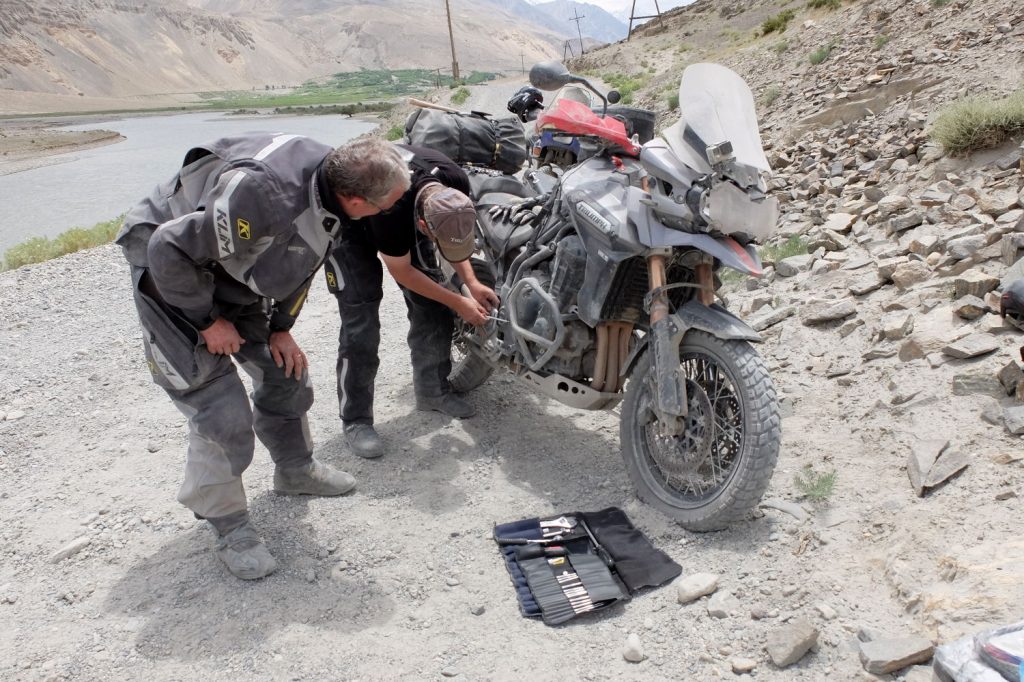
[
  {"xmin": 570, "ymin": 8, "xmax": 586, "ymax": 56},
  {"xmin": 444, "ymin": 0, "xmax": 460, "ymax": 82},
  {"xmin": 628, "ymin": 0, "xmax": 662, "ymax": 40},
  {"xmin": 562, "ymin": 40, "xmax": 575, "ymax": 61},
  {"xmin": 520, "ymin": 50, "xmax": 525, "ymax": 75}
]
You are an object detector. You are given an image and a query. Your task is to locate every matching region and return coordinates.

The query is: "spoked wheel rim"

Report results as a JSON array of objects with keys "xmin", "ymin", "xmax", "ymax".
[
  {"xmin": 639, "ymin": 351, "xmax": 744, "ymax": 506},
  {"xmin": 451, "ymin": 325, "xmax": 474, "ymax": 366}
]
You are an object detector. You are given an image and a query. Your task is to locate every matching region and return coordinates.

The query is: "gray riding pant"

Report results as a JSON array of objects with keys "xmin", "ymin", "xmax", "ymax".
[
  {"xmin": 130, "ymin": 267, "xmax": 314, "ymax": 531},
  {"xmin": 326, "ymin": 229, "xmax": 454, "ymax": 426}
]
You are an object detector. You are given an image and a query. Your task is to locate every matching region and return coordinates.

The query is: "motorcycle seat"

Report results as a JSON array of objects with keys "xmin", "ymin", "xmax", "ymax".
[
  {"xmin": 468, "ymin": 174, "xmax": 533, "ymax": 200},
  {"xmin": 476, "ymin": 191, "xmax": 535, "ymax": 255}
]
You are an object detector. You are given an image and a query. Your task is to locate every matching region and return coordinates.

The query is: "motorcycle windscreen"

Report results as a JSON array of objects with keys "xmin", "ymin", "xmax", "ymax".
[
  {"xmin": 674, "ymin": 63, "xmax": 770, "ymax": 173},
  {"xmin": 549, "ymin": 85, "xmax": 593, "ymax": 107}
]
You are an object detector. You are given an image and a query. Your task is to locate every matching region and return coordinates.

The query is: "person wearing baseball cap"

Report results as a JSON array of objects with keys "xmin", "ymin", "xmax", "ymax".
[
  {"xmin": 324, "ymin": 144, "xmax": 500, "ymax": 460},
  {"xmin": 418, "ymin": 185, "xmax": 478, "ymax": 263}
]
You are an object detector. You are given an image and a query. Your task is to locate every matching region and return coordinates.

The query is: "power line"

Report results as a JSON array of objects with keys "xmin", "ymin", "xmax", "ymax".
[
  {"xmin": 569, "ymin": 8, "xmax": 586, "ymax": 56},
  {"xmin": 622, "ymin": 0, "xmax": 663, "ymax": 39}
]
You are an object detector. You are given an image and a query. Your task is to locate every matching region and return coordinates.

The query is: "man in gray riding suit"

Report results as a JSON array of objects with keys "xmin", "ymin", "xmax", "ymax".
[
  {"xmin": 325, "ymin": 144, "xmax": 499, "ymax": 459},
  {"xmin": 117, "ymin": 135, "xmax": 410, "ymax": 579}
]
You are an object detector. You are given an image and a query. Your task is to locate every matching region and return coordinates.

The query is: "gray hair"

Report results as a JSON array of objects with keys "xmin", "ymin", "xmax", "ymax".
[{"xmin": 324, "ymin": 138, "xmax": 410, "ymax": 203}]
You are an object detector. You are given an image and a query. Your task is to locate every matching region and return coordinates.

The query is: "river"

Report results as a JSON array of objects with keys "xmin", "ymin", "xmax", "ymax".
[{"xmin": 0, "ymin": 111, "xmax": 377, "ymax": 257}]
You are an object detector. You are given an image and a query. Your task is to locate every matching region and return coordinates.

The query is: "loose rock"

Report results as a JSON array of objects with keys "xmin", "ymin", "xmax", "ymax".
[
  {"xmin": 942, "ymin": 334, "xmax": 999, "ymax": 359},
  {"xmin": 731, "ymin": 657, "xmax": 757, "ymax": 674},
  {"xmin": 49, "ymin": 536, "xmax": 91, "ymax": 564},
  {"xmin": 766, "ymin": 618, "xmax": 818, "ymax": 668},
  {"xmin": 676, "ymin": 573, "xmax": 720, "ymax": 604},
  {"xmin": 858, "ymin": 636, "xmax": 933, "ymax": 675},
  {"xmin": 623, "ymin": 633, "xmax": 645, "ymax": 663}
]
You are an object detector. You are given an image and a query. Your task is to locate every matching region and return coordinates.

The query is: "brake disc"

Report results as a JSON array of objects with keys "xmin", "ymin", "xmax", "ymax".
[{"xmin": 649, "ymin": 378, "xmax": 715, "ymax": 481}]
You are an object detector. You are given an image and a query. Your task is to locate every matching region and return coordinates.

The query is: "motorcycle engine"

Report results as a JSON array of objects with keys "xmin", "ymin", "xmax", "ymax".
[{"xmin": 511, "ymin": 235, "xmax": 592, "ymax": 377}]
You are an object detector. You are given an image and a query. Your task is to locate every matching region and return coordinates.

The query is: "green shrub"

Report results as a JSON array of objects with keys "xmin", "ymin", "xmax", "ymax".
[
  {"xmin": 762, "ymin": 85, "xmax": 782, "ymax": 106},
  {"xmin": 601, "ymin": 72, "xmax": 649, "ymax": 105},
  {"xmin": 667, "ymin": 93, "xmax": 680, "ymax": 110},
  {"xmin": 760, "ymin": 235, "xmax": 807, "ymax": 263},
  {"xmin": 931, "ymin": 0, "xmax": 951, "ymax": 6},
  {"xmin": 807, "ymin": 0, "xmax": 840, "ymax": 8},
  {"xmin": 761, "ymin": 10, "xmax": 795, "ymax": 35},
  {"xmin": 450, "ymin": 87, "xmax": 470, "ymax": 106},
  {"xmin": 931, "ymin": 90, "xmax": 1024, "ymax": 155},
  {"xmin": 874, "ymin": 34, "xmax": 891, "ymax": 50},
  {"xmin": 3, "ymin": 215, "xmax": 123, "ymax": 271},
  {"xmin": 793, "ymin": 464, "xmax": 837, "ymax": 503},
  {"xmin": 772, "ymin": 40, "xmax": 790, "ymax": 54},
  {"xmin": 385, "ymin": 125, "xmax": 405, "ymax": 141},
  {"xmin": 809, "ymin": 40, "xmax": 836, "ymax": 65}
]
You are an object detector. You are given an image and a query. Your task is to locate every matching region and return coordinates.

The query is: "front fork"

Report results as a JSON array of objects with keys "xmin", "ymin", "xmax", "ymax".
[{"xmin": 647, "ymin": 252, "xmax": 715, "ymax": 436}]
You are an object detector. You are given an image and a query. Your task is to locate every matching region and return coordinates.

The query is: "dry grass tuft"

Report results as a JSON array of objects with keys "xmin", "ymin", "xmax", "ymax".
[{"xmin": 931, "ymin": 90, "xmax": 1024, "ymax": 155}]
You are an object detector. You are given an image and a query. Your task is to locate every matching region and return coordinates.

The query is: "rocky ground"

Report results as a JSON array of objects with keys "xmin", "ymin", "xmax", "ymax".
[
  {"xmin": 0, "ymin": 235, "xmax": 997, "ymax": 682},
  {"xmin": 3, "ymin": 0, "xmax": 1024, "ymax": 680}
]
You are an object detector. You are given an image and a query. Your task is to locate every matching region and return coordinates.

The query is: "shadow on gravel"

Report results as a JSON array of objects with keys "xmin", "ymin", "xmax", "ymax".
[
  {"xmin": 104, "ymin": 491, "xmax": 395, "ymax": 661},
  {"xmin": 319, "ymin": 377, "xmax": 626, "ymax": 516}
]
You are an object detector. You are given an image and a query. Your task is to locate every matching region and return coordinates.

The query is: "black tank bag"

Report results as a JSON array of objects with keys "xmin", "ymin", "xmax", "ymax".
[{"xmin": 404, "ymin": 109, "xmax": 528, "ymax": 175}]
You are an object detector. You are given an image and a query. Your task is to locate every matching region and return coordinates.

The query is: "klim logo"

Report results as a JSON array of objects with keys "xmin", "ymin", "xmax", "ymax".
[
  {"xmin": 237, "ymin": 218, "xmax": 251, "ymax": 240},
  {"xmin": 215, "ymin": 208, "xmax": 233, "ymax": 255}
]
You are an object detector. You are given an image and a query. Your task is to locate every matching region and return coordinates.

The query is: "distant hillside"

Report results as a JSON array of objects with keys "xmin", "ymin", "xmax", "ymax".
[
  {"xmin": 0, "ymin": 0, "xmax": 567, "ymax": 99},
  {"xmin": 534, "ymin": 0, "xmax": 628, "ymax": 43}
]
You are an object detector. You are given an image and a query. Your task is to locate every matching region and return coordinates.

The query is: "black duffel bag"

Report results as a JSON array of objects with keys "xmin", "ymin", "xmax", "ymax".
[{"xmin": 404, "ymin": 108, "xmax": 528, "ymax": 174}]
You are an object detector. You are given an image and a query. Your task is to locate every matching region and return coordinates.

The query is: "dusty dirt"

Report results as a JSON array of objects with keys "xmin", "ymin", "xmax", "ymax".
[
  {"xmin": 1, "ymin": 72, "xmax": 1023, "ymax": 682},
  {"xmin": 0, "ymin": 232, "xmax": 1020, "ymax": 682}
]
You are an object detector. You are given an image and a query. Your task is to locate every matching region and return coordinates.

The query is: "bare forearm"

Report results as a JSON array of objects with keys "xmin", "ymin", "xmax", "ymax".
[{"xmin": 452, "ymin": 259, "xmax": 478, "ymax": 286}]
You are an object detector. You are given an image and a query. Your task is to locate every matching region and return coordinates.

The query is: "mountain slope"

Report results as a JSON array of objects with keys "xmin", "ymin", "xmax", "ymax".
[
  {"xmin": 0, "ymin": 0, "xmax": 567, "ymax": 98},
  {"xmin": 534, "ymin": 0, "xmax": 628, "ymax": 43}
]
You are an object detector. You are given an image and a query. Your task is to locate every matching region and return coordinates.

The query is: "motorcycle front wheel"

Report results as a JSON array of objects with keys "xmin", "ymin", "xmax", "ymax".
[
  {"xmin": 449, "ymin": 341, "xmax": 493, "ymax": 393},
  {"xmin": 620, "ymin": 330, "xmax": 780, "ymax": 531}
]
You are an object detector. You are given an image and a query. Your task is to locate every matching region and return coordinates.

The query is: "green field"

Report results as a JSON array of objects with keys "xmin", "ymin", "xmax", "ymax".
[{"xmin": 201, "ymin": 69, "xmax": 498, "ymax": 109}]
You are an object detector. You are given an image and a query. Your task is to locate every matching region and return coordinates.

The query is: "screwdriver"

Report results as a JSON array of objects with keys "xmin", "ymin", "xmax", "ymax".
[{"xmin": 515, "ymin": 544, "xmax": 568, "ymax": 561}]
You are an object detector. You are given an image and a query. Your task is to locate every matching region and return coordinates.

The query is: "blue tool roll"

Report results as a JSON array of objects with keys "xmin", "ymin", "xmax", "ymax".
[{"xmin": 492, "ymin": 507, "xmax": 681, "ymax": 625}]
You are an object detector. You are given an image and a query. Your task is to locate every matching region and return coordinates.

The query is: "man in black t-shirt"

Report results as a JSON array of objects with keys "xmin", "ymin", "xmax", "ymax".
[{"xmin": 324, "ymin": 144, "xmax": 499, "ymax": 459}]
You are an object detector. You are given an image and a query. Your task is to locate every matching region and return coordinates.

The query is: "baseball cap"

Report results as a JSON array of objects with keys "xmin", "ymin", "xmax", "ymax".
[{"xmin": 419, "ymin": 185, "xmax": 476, "ymax": 262}]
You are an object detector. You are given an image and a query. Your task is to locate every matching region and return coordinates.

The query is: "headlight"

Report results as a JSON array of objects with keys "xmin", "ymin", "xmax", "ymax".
[{"xmin": 703, "ymin": 181, "xmax": 779, "ymax": 243}]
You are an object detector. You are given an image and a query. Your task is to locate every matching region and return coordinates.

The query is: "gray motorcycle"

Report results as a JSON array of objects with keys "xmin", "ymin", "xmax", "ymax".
[{"xmin": 449, "ymin": 61, "xmax": 782, "ymax": 531}]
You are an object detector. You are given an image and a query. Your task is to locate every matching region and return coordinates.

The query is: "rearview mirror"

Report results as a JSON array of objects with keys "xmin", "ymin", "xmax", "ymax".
[{"xmin": 529, "ymin": 61, "xmax": 572, "ymax": 91}]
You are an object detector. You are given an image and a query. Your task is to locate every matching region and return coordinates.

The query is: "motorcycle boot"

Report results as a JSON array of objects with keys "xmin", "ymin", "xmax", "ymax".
[
  {"xmin": 416, "ymin": 393, "xmax": 475, "ymax": 419},
  {"xmin": 273, "ymin": 459, "xmax": 357, "ymax": 495},
  {"xmin": 344, "ymin": 423, "xmax": 385, "ymax": 459},
  {"xmin": 216, "ymin": 522, "xmax": 277, "ymax": 580}
]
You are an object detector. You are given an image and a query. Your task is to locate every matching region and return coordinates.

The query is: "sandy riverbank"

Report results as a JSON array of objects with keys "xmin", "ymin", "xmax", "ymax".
[{"xmin": 0, "ymin": 123, "xmax": 125, "ymax": 176}]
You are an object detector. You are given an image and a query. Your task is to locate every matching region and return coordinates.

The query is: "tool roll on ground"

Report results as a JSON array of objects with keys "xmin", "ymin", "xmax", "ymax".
[{"xmin": 493, "ymin": 508, "xmax": 681, "ymax": 625}]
